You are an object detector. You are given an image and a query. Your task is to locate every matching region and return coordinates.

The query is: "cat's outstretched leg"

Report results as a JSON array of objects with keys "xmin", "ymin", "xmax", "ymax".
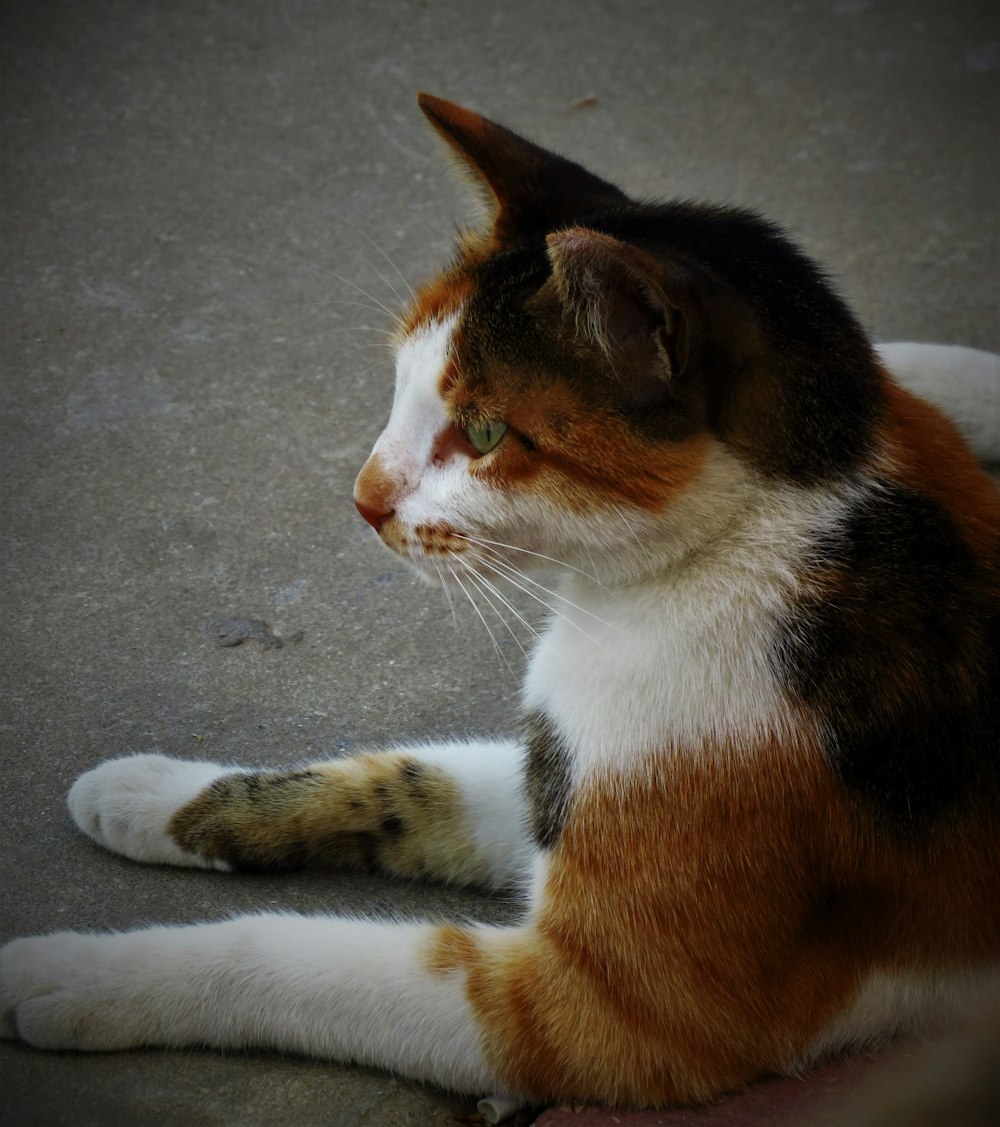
[
  {"xmin": 68, "ymin": 742, "xmax": 531, "ymax": 888},
  {"xmin": 0, "ymin": 913, "xmax": 515, "ymax": 1103}
]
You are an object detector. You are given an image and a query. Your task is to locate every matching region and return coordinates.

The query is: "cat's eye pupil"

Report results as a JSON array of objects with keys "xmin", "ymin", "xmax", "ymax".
[{"xmin": 467, "ymin": 421, "xmax": 508, "ymax": 455}]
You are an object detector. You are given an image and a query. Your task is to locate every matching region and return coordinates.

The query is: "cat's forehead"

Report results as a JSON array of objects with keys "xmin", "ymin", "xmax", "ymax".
[
  {"xmin": 404, "ymin": 241, "xmax": 549, "ymax": 332},
  {"xmin": 394, "ymin": 313, "xmax": 458, "ymax": 395},
  {"xmin": 398, "ymin": 243, "xmax": 560, "ymax": 396}
]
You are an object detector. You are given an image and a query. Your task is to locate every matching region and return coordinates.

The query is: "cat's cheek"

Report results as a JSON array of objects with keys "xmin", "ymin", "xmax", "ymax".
[{"xmin": 396, "ymin": 465, "xmax": 477, "ymax": 535}]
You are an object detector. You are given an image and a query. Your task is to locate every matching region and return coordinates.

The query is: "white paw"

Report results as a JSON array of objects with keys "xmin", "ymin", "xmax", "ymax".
[
  {"xmin": 68, "ymin": 754, "xmax": 233, "ymax": 870},
  {"xmin": 0, "ymin": 931, "xmax": 133, "ymax": 1049}
]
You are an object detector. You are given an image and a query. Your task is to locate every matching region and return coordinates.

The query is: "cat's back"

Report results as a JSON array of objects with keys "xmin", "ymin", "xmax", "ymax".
[{"xmin": 772, "ymin": 365, "xmax": 1000, "ymax": 829}]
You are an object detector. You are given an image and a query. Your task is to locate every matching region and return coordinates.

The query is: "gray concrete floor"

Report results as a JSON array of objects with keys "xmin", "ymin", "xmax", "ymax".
[{"xmin": 2, "ymin": 1, "xmax": 997, "ymax": 1124}]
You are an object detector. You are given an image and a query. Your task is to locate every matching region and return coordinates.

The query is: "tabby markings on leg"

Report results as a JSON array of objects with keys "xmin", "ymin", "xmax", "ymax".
[{"xmin": 167, "ymin": 752, "xmax": 479, "ymax": 879}]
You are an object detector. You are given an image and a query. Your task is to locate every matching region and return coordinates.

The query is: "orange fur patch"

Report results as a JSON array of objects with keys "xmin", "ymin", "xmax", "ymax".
[
  {"xmin": 880, "ymin": 374, "xmax": 1000, "ymax": 560},
  {"xmin": 442, "ymin": 365, "xmax": 713, "ymax": 514},
  {"xmin": 354, "ymin": 451, "xmax": 396, "ymax": 514},
  {"xmin": 399, "ymin": 270, "xmax": 475, "ymax": 336},
  {"xmin": 427, "ymin": 739, "xmax": 1000, "ymax": 1107}
]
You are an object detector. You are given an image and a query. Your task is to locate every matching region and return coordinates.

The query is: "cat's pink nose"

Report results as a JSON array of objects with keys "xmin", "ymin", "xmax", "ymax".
[{"xmin": 355, "ymin": 497, "xmax": 393, "ymax": 532}]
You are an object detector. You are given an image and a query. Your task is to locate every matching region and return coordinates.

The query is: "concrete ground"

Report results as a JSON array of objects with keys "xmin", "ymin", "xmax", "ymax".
[{"xmin": 2, "ymin": 1, "xmax": 997, "ymax": 1124}]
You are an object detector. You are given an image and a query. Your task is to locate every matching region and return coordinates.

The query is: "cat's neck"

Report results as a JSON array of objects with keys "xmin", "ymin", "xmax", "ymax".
[
  {"xmin": 562, "ymin": 441, "xmax": 851, "ymax": 591},
  {"xmin": 523, "ymin": 455, "xmax": 859, "ymax": 770}
]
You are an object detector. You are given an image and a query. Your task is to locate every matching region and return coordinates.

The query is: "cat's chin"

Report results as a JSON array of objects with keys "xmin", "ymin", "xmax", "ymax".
[
  {"xmin": 396, "ymin": 546, "xmax": 496, "ymax": 593},
  {"xmin": 413, "ymin": 564, "xmax": 451, "ymax": 589},
  {"xmin": 373, "ymin": 532, "xmax": 464, "ymax": 587}
]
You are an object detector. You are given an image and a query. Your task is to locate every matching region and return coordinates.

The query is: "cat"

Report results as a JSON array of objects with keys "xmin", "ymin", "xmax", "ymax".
[{"xmin": 2, "ymin": 93, "xmax": 998, "ymax": 1114}]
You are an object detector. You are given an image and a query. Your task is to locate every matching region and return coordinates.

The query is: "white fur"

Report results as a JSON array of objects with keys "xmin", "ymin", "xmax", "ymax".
[
  {"xmin": 0, "ymin": 914, "xmax": 507, "ymax": 1096},
  {"xmin": 878, "ymin": 342, "xmax": 1000, "ymax": 462},
  {"xmin": 403, "ymin": 740, "xmax": 533, "ymax": 888},
  {"xmin": 68, "ymin": 754, "xmax": 233, "ymax": 870},
  {"xmin": 373, "ymin": 316, "xmax": 456, "ymax": 488},
  {"xmin": 362, "ymin": 313, "xmax": 486, "ymax": 581},
  {"xmin": 358, "ymin": 312, "xmax": 595, "ymax": 587},
  {"xmin": 523, "ymin": 447, "xmax": 860, "ymax": 776}
]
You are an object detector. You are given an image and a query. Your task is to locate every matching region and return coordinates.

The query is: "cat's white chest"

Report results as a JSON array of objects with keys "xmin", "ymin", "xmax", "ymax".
[{"xmin": 522, "ymin": 567, "xmax": 791, "ymax": 777}]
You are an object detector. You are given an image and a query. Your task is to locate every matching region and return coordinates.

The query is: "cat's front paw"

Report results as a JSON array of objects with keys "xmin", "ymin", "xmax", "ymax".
[
  {"xmin": 68, "ymin": 754, "xmax": 233, "ymax": 870},
  {"xmin": 0, "ymin": 931, "xmax": 132, "ymax": 1049}
]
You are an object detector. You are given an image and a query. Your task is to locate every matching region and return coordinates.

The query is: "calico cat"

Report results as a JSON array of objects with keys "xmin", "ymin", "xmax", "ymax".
[{"xmin": 2, "ymin": 94, "xmax": 998, "ymax": 1113}]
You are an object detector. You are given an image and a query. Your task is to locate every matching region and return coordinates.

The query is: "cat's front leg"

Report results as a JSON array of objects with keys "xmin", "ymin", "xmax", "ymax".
[
  {"xmin": 0, "ymin": 914, "xmax": 508, "ymax": 1098},
  {"xmin": 69, "ymin": 741, "xmax": 531, "ymax": 887},
  {"xmin": 68, "ymin": 754, "xmax": 235, "ymax": 870}
]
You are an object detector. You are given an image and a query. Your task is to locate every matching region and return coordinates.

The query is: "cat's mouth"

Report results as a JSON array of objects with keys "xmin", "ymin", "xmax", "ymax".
[
  {"xmin": 379, "ymin": 520, "xmax": 482, "ymax": 590},
  {"xmin": 380, "ymin": 520, "xmax": 469, "ymax": 565}
]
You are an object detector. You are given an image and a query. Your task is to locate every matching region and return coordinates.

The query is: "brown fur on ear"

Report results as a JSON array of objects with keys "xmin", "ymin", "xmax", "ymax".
[
  {"xmin": 416, "ymin": 93, "xmax": 626, "ymax": 244},
  {"xmin": 545, "ymin": 227, "xmax": 693, "ymax": 394}
]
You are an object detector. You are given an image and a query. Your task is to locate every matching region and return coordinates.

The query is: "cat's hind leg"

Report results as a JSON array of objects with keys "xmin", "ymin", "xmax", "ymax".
[{"xmin": 69, "ymin": 741, "xmax": 531, "ymax": 888}]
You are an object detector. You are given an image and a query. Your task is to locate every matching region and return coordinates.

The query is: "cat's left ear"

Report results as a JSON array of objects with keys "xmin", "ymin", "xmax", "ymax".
[
  {"xmin": 417, "ymin": 93, "xmax": 626, "ymax": 243},
  {"xmin": 545, "ymin": 227, "xmax": 695, "ymax": 390}
]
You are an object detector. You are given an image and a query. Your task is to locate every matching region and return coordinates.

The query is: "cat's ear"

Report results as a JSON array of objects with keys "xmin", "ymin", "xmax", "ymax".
[
  {"xmin": 545, "ymin": 227, "xmax": 695, "ymax": 389},
  {"xmin": 417, "ymin": 93, "xmax": 626, "ymax": 243}
]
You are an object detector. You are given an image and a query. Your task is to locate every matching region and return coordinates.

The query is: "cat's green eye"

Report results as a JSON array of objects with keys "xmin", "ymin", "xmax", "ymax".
[{"xmin": 466, "ymin": 421, "xmax": 508, "ymax": 455}]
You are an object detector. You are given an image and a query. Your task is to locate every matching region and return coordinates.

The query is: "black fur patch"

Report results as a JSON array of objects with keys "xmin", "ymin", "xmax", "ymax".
[
  {"xmin": 456, "ymin": 199, "xmax": 881, "ymax": 483},
  {"xmin": 612, "ymin": 203, "xmax": 882, "ymax": 482},
  {"xmin": 209, "ymin": 769, "xmax": 318, "ymax": 801},
  {"xmin": 400, "ymin": 759, "xmax": 431, "ymax": 803},
  {"xmin": 523, "ymin": 710, "xmax": 574, "ymax": 849},
  {"xmin": 776, "ymin": 483, "xmax": 999, "ymax": 825},
  {"xmin": 381, "ymin": 815, "xmax": 406, "ymax": 838}
]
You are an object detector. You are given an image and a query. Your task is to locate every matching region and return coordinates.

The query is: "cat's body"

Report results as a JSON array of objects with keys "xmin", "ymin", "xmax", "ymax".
[{"xmin": 2, "ymin": 96, "xmax": 998, "ymax": 1111}]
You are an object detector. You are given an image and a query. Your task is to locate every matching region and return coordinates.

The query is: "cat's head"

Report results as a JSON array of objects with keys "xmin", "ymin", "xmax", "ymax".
[{"xmin": 354, "ymin": 95, "xmax": 880, "ymax": 587}]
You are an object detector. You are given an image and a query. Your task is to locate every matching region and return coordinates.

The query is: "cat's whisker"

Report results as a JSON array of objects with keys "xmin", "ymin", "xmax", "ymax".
[
  {"xmin": 454, "ymin": 532, "xmax": 605, "ymax": 587},
  {"xmin": 327, "ymin": 275, "xmax": 400, "ymax": 324},
  {"xmin": 611, "ymin": 503, "xmax": 655, "ymax": 563},
  {"xmin": 466, "ymin": 579, "xmax": 518, "ymax": 678},
  {"xmin": 581, "ymin": 541, "xmax": 601, "ymax": 583},
  {"xmin": 466, "ymin": 551, "xmax": 611, "ymax": 651},
  {"xmin": 231, "ymin": 306, "xmax": 399, "ymax": 342},
  {"xmin": 340, "ymin": 346, "xmax": 394, "ymax": 376},
  {"xmin": 433, "ymin": 560, "xmax": 463, "ymax": 647},
  {"xmin": 454, "ymin": 555, "xmax": 536, "ymax": 655},
  {"xmin": 446, "ymin": 562, "xmax": 514, "ymax": 675},
  {"xmin": 473, "ymin": 538, "xmax": 623, "ymax": 609},
  {"xmin": 326, "ymin": 343, "xmax": 394, "ymax": 373},
  {"xmin": 434, "ymin": 560, "xmax": 458, "ymax": 623},
  {"xmin": 357, "ymin": 251, "xmax": 409, "ymax": 312},
  {"xmin": 336, "ymin": 352, "xmax": 394, "ymax": 388},
  {"xmin": 276, "ymin": 297, "xmax": 398, "ymax": 321},
  {"xmin": 312, "ymin": 326, "xmax": 397, "ymax": 341},
  {"xmin": 433, "ymin": 560, "xmax": 465, "ymax": 661},
  {"xmin": 287, "ymin": 257, "xmax": 401, "ymax": 323},
  {"xmin": 247, "ymin": 290, "xmax": 401, "ymax": 319},
  {"xmin": 331, "ymin": 290, "xmax": 398, "ymax": 322},
  {"xmin": 324, "ymin": 211, "xmax": 417, "ymax": 305},
  {"xmin": 469, "ymin": 548, "xmax": 621, "ymax": 632},
  {"xmin": 455, "ymin": 562, "xmax": 526, "ymax": 669},
  {"xmin": 326, "ymin": 340, "xmax": 391, "ymax": 363}
]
